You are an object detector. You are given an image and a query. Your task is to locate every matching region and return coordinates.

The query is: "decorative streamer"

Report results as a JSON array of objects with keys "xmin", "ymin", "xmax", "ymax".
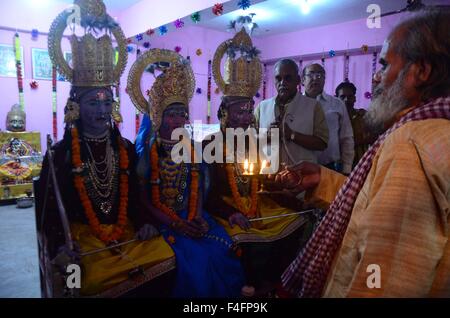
[
  {"xmin": 113, "ymin": 50, "xmax": 122, "ymax": 130},
  {"xmin": 115, "ymin": 81, "xmax": 121, "ymax": 126},
  {"xmin": 52, "ymin": 66, "xmax": 57, "ymax": 139},
  {"xmin": 263, "ymin": 63, "xmax": 267, "ymax": 99},
  {"xmin": 298, "ymin": 59, "xmax": 303, "ymax": 93},
  {"xmin": 365, "ymin": 51, "xmax": 378, "ymax": 100},
  {"xmin": 14, "ymin": 33, "xmax": 25, "ymax": 111},
  {"xmin": 321, "ymin": 48, "xmax": 325, "ymax": 68},
  {"xmin": 136, "ymin": 50, "xmax": 142, "ymax": 134},
  {"xmin": 344, "ymin": 53, "xmax": 350, "ymax": 82},
  {"xmin": 207, "ymin": 60, "xmax": 212, "ymax": 124},
  {"xmin": 371, "ymin": 51, "xmax": 378, "ymax": 79}
]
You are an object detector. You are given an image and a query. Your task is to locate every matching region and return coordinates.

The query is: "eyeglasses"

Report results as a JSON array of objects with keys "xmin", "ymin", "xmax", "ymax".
[{"xmin": 305, "ymin": 72, "xmax": 324, "ymax": 80}]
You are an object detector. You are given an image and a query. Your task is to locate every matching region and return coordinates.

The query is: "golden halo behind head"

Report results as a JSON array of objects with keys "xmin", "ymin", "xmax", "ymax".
[
  {"xmin": 127, "ymin": 49, "xmax": 195, "ymax": 132},
  {"xmin": 213, "ymin": 28, "xmax": 262, "ymax": 99},
  {"xmin": 48, "ymin": 0, "xmax": 127, "ymax": 87}
]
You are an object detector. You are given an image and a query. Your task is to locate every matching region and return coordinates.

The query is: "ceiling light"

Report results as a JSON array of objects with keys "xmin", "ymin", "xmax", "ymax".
[{"xmin": 300, "ymin": 0, "xmax": 311, "ymax": 14}]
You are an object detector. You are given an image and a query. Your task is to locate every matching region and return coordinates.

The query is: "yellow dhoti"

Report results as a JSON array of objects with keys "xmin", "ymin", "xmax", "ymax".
[
  {"xmin": 215, "ymin": 195, "xmax": 308, "ymax": 243},
  {"xmin": 70, "ymin": 222, "xmax": 175, "ymax": 296}
]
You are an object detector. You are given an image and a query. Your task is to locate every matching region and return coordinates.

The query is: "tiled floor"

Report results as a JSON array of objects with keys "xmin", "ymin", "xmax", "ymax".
[{"xmin": 0, "ymin": 204, "xmax": 41, "ymax": 298}]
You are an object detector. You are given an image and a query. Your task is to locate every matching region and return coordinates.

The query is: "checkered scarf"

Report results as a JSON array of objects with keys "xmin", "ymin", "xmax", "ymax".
[{"xmin": 281, "ymin": 96, "xmax": 450, "ymax": 297}]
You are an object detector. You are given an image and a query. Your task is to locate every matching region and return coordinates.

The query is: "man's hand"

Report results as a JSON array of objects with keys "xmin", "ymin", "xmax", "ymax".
[
  {"xmin": 273, "ymin": 161, "xmax": 321, "ymax": 193},
  {"xmin": 135, "ymin": 223, "xmax": 159, "ymax": 241},
  {"xmin": 228, "ymin": 212, "xmax": 251, "ymax": 231}
]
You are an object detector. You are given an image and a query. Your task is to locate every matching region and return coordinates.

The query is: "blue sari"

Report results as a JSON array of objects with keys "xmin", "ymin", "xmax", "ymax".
[{"xmin": 136, "ymin": 115, "xmax": 244, "ymax": 297}]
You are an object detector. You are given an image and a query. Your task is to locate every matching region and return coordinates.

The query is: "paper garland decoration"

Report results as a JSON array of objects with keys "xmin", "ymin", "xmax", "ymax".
[
  {"xmin": 263, "ymin": 63, "xmax": 267, "ymax": 99},
  {"xmin": 174, "ymin": 19, "xmax": 184, "ymax": 29},
  {"xmin": 52, "ymin": 66, "xmax": 57, "ymax": 139},
  {"xmin": 207, "ymin": 60, "xmax": 212, "ymax": 124},
  {"xmin": 361, "ymin": 44, "xmax": 369, "ymax": 54},
  {"xmin": 213, "ymin": 3, "xmax": 224, "ymax": 16},
  {"xmin": 238, "ymin": 0, "xmax": 251, "ymax": 10},
  {"xmin": 30, "ymin": 81, "xmax": 39, "ymax": 89},
  {"xmin": 365, "ymin": 50, "xmax": 378, "ymax": 99},
  {"xmin": 136, "ymin": 50, "xmax": 142, "ymax": 134},
  {"xmin": 298, "ymin": 59, "xmax": 303, "ymax": 93},
  {"xmin": 344, "ymin": 53, "xmax": 350, "ymax": 82},
  {"xmin": 14, "ymin": 33, "xmax": 25, "ymax": 111},
  {"xmin": 31, "ymin": 29, "xmax": 39, "ymax": 40},
  {"xmin": 159, "ymin": 26, "xmax": 168, "ymax": 36},
  {"xmin": 191, "ymin": 12, "xmax": 201, "ymax": 23}
]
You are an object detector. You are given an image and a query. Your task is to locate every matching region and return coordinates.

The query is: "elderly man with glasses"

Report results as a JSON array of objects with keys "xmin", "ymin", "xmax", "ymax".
[{"xmin": 302, "ymin": 64, "xmax": 354, "ymax": 175}]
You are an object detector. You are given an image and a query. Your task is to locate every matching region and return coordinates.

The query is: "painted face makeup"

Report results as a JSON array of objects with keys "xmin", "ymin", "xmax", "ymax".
[
  {"xmin": 79, "ymin": 88, "xmax": 114, "ymax": 137},
  {"xmin": 226, "ymin": 100, "xmax": 255, "ymax": 129},
  {"xmin": 159, "ymin": 103, "xmax": 189, "ymax": 140}
]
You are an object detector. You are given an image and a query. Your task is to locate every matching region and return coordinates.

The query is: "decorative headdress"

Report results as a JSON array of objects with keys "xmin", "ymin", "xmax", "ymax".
[
  {"xmin": 127, "ymin": 49, "xmax": 195, "ymax": 132},
  {"xmin": 48, "ymin": 0, "xmax": 127, "ymax": 87},
  {"xmin": 212, "ymin": 28, "xmax": 262, "ymax": 99}
]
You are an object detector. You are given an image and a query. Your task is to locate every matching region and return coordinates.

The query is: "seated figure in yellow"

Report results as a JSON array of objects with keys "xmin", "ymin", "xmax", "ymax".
[
  {"xmin": 204, "ymin": 29, "xmax": 310, "ymax": 295},
  {"xmin": 36, "ymin": 0, "xmax": 174, "ymax": 297}
]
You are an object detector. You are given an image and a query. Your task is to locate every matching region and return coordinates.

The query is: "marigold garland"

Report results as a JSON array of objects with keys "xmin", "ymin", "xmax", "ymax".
[
  {"xmin": 225, "ymin": 164, "xmax": 258, "ymax": 218},
  {"xmin": 150, "ymin": 142, "xmax": 199, "ymax": 222},
  {"xmin": 71, "ymin": 127, "xmax": 129, "ymax": 243}
]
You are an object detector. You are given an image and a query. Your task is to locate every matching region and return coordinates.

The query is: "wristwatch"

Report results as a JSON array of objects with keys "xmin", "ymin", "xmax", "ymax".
[{"xmin": 290, "ymin": 132, "xmax": 295, "ymax": 142}]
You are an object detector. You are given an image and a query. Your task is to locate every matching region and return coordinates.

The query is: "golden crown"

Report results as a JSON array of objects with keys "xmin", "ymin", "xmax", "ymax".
[
  {"xmin": 48, "ymin": 0, "xmax": 127, "ymax": 87},
  {"xmin": 127, "ymin": 49, "xmax": 195, "ymax": 132},
  {"xmin": 213, "ymin": 29, "xmax": 262, "ymax": 99}
]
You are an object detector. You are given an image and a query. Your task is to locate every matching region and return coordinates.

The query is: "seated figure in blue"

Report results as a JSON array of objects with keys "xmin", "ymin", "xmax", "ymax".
[{"xmin": 128, "ymin": 49, "xmax": 245, "ymax": 297}]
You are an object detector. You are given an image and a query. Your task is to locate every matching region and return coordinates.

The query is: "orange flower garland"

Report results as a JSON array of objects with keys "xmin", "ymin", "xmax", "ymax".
[
  {"xmin": 150, "ymin": 142, "xmax": 199, "ymax": 222},
  {"xmin": 71, "ymin": 127, "xmax": 129, "ymax": 243},
  {"xmin": 225, "ymin": 164, "xmax": 259, "ymax": 218}
]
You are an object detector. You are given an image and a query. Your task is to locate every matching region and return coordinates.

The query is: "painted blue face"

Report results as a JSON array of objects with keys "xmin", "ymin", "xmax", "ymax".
[{"xmin": 79, "ymin": 88, "xmax": 113, "ymax": 136}]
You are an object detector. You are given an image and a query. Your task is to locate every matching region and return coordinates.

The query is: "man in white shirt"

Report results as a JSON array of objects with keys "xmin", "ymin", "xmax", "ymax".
[
  {"xmin": 255, "ymin": 59, "xmax": 329, "ymax": 168},
  {"xmin": 302, "ymin": 63, "xmax": 354, "ymax": 175}
]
